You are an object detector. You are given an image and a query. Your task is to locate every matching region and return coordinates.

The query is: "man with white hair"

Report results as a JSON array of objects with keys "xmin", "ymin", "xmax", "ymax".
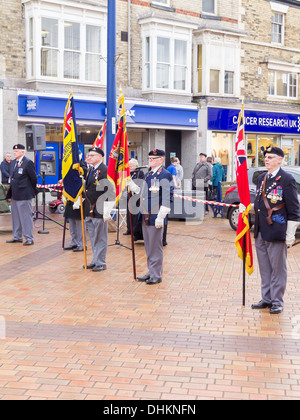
[
  {"xmin": 6, "ymin": 144, "xmax": 37, "ymax": 245},
  {"xmin": 252, "ymin": 146, "xmax": 300, "ymax": 314}
]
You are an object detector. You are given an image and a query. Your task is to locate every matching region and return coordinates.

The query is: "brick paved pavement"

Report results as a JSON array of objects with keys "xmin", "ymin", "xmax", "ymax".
[{"xmin": 1, "ymin": 211, "xmax": 300, "ymax": 400}]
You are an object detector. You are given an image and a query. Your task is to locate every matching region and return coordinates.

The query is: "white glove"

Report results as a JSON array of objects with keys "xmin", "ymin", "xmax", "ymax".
[
  {"xmin": 239, "ymin": 203, "xmax": 246, "ymax": 213},
  {"xmin": 103, "ymin": 201, "xmax": 115, "ymax": 222},
  {"xmin": 155, "ymin": 205, "xmax": 170, "ymax": 229},
  {"xmin": 72, "ymin": 197, "xmax": 81, "ymax": 210},
  {"xmin": 126, "ymin": 179, "xmax": 140, "ymax": 195},
  {"xmin": 286, "ymin": 221, "xmax": 300, "ymax": 247}
]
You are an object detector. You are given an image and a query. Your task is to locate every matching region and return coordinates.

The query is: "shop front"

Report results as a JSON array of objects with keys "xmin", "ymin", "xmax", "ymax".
[
  {"xmin": 207, "ymin": 107, "xmax": 300, "ymax": 181},
  {"xmin": 18, "ymin": 92, "xmax": 198, "ymax": 184}
]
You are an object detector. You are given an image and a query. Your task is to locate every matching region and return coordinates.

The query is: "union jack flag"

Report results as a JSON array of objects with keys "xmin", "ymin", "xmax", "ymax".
[
  {"xmin": 93, "ymin": 120, "xmax": 107, "ymax": 149},
  {"xmin": 234, "ymin": 105, "xmax": 254, "ymax": 276}
]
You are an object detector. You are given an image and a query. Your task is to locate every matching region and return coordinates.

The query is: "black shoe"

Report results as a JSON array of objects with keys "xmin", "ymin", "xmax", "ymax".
[
  {"xmin": 64, "ymin": 245, "xmax": 77, "ymax": 250},
  {"xmin": 73, "ymin": 247, "xmax": 84, "ymax": 252},
  {"xmin": 92, "ymin": 265, "xmax": 107, "ymax": 272},
  {"xmin": 270, "ymin": 305, "xmax": 283, "ymax": 314},
  {"xmin": 6, "ymin": 239, "xmax": 22, "ymax": 243},
  {"xmin": 23, "ymin": 240, "xmax": 34, "ymax": 246},
  {"xmin": 123, "ymin": 231, "xmax": 130, "ymax": 235},
  {"xmin": 136, "ymin": 274, "xmax": 150, "ymax": 282},
  {"xmin": 146, "ymin": 277, "xmax": 162, "ymax": 285},
  {"xmin": 251, "ymin": 300, "xmax": 272, "ymax": 309},
  {"xmin": 83, "ymin": 263, "xmax": 95, "ymax": 269},
  {"xmin": 163, "ymin": 241, "xmax": 168, "ymax": 246}
]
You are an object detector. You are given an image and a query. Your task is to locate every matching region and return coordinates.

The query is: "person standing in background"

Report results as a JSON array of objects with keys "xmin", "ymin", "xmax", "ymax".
[
  {"xmin": 0, "ymin": 152, "xmax": 12, "ymax": 185},
  {"xmin": 6, "ymin": 144, "xmax": 37, "ymax": 245}
]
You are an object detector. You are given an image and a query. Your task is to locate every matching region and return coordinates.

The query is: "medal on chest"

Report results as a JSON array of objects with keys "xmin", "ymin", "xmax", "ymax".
[{"xmin": 148, "ymin": 167, "xmax": 162, "ymax": 193}]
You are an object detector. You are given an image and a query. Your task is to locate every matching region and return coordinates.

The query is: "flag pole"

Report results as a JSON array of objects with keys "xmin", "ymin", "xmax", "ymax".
[
  {"xmin": 242, "ymin": 234, "xmax": 246, "ymax": 308},
  {"xmin": 80, "ymin": 193, "xmax": 87, "ymax": 269}
]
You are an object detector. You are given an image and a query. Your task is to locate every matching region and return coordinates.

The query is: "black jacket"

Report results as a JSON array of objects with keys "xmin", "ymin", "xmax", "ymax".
[
  {"xmin": 0, "ymin": 159, "xmax": 11, "ymax": 183},
  {"xmin": 254, "ymin": 168, "xmax": 300, "ymax": 242},
  {"xmin": 9, "ymin": 156, "xmax": 37, "ymax": 201},
  {"xmin": 83, "ymin": 162, "xmax": 114, "ymax": 218}
]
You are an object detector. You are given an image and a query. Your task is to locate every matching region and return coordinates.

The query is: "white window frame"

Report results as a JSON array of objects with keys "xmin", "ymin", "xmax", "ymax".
[
  {"xmin": 267, "ymin": 59, "xmax": 300, "ymax": 101},
  {"xmin": 140, "ymin": 18, "xmax": 195, "ymax": 95},
  {"xmin": 193, "ymin": 37, "xmax": 240, "ymax": 98},
  {"xmin": 271, "ymin": 12, "xmax": 284, "ymax": 45},
  {"xmin": 23, "ymin": 0, "xmax": 107, "ymax": 86},
  {"xmin": 152, "ymin": 0, "xmax": 170, "ymax": 7}
]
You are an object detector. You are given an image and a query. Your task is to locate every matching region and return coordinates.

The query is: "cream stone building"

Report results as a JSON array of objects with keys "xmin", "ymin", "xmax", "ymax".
[{"xmin": 0, "ymin": 0, "xmax": 300, "ymax": 185}]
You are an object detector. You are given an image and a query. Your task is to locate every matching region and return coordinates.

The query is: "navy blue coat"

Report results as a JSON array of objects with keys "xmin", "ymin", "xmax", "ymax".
[
  {"xmin": 254, "ymin": 168, "xmax": 300, "ymax": 242},
  {"xmin": 140, "ymin": 166, "xmax": 173, "ymax": 226},
  {"xmin": 9, "ymin": 156, "xmax": 37, "ymax": 201}
]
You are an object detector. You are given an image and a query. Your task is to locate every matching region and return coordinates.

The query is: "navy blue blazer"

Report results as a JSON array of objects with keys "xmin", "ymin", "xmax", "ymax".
[
  {"xmin": 254, "ymin": 168, "xmax": 300, "ymax": 242},
  {"xmin": 140, "ymin": 166, "xmax": 174, "ymax": 226},
  {"xmin": 9, "ymin": 156, "xmax": 37, "ymax": 201}
]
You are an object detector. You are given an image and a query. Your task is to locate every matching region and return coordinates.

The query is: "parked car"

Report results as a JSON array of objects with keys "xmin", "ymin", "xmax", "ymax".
[{"xmin": 223, "ymin": 166, "xmax": 300, "ymax": 231}]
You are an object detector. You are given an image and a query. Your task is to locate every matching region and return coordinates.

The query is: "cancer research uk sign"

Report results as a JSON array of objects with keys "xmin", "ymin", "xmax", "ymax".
[{"xmin": 208, "ymin": 107, "xmax": 300, "ymax": 135}]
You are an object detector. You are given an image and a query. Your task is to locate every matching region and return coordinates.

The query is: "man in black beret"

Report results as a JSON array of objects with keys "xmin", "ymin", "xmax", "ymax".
[
  {"xmin": 6, "ymin": 144, "xmax": 37, "ymax": 245},
  {"xmin": 127, "ymin": 148, "xmax": 174, "ymax": 284},
  {"xmin": 252, "ymin": 146, "xmax": 300, "ymax": 314},
  {"xmin": 82, "ymin": 147, "xmax": 114, "ymax": 271}
]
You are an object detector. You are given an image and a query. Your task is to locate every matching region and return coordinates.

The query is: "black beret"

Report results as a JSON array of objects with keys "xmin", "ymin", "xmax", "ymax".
[
  {"xmin": 264, "ymin": 146, "xmax": 284, "ymax": 158},
  {"xmin": 13, "ymin": 144, "xmax": 25, "ymax": 150},
  {"xmin": 199, "ymin": 153, "xmax": 207, "ymax": 157},
  {"xmin": 148, "ymin": 148, "xmax": 165, "ymax": 157},
  {"xmin": 89, "ymin": 147, "xmax": 104, "ymax": 157}
]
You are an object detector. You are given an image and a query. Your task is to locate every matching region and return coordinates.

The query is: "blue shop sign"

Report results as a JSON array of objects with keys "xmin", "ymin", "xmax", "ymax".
[
  {"xmin": 208, "ymin": 107, "xmax": 300, "ymax": 135},
  {"xmin": 18, "ymin": 94, "xmax": 198, "ymax": 128}
]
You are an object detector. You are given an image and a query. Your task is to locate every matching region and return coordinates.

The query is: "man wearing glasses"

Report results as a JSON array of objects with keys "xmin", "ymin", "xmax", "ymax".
[
  {"xmin": 128, "ymin": 149, "xmax": 173, "ymax": 285},
  {"xmin": 252, "ymin": 146, "xmax": 300, "ymax": 314},
  {"xmin": 82, "ymin": 147, "xmax": 114, "ymax": 272}
]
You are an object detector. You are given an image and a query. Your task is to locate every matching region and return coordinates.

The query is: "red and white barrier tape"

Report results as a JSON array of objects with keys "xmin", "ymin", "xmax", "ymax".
[
  {"xmin": 36, "ymin": 184, "xmax": 63, "ymax": 193},
  {"xmin": 174, "ymin": 193, "xmax": 239, "ymax": 208}
]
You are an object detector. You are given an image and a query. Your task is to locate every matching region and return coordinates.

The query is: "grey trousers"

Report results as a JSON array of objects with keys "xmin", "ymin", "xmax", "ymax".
[
  {"xmin": 142, "ymin": 220, "xmax": 164, "ymax": 279},
  {"xmin": 69, "ymin": 218, "xmax": 83, "ymax": 249},
  {"xmin": 255, "ymin": 232, "xmax": 287, "ymax": 307},
  {"xmin": 11, "ymin": 199, "xmax": 34, "ymax": 242},
  {"xmin": 85, "ymin": 217, "xmax": 108, "ymax": 266}
]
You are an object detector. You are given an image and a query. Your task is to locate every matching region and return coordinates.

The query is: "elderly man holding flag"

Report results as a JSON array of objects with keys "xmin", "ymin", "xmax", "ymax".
[{"xmin": 252, "ymin": 146, "xmax": 300, "ymax": 314}]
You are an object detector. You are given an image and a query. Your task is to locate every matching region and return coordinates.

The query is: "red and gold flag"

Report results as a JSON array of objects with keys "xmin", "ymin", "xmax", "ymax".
[{"xmin": 107, "ymin": 91, "xmax": 130, "ymax": 206}]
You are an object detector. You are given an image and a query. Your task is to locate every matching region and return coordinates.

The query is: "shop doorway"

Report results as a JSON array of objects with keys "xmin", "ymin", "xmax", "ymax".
[{"xmin": 165, "ymin": 130, "xmax": 181, "ymax": 167}]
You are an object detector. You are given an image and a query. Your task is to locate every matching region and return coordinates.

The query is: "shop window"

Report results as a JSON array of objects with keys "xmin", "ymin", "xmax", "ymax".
[{"xmin": 211, "ymin": 132, "xmax": 233, "ymax": 181}]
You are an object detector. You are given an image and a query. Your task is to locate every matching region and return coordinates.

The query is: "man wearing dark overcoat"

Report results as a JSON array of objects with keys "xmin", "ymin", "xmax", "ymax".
[
  {"xmin": 252, "ymin": 146, "xmax": 300, "ymax": 314},
  {"xmin": 82, "ymin": 147, "xmax": 114, "ymax": 272},
  {"xmin": 6, "ymin": 144, "xmax": 37, "ymax": 245},
  {"xmin": 128, "ymin": 149, "xmax": 174, "ymax": 285}
]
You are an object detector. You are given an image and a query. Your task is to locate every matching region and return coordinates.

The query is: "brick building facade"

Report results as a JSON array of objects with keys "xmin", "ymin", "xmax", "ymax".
[{"xmin": 0, "ymin": 0, "xmax": 300, "ymax": 185}]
